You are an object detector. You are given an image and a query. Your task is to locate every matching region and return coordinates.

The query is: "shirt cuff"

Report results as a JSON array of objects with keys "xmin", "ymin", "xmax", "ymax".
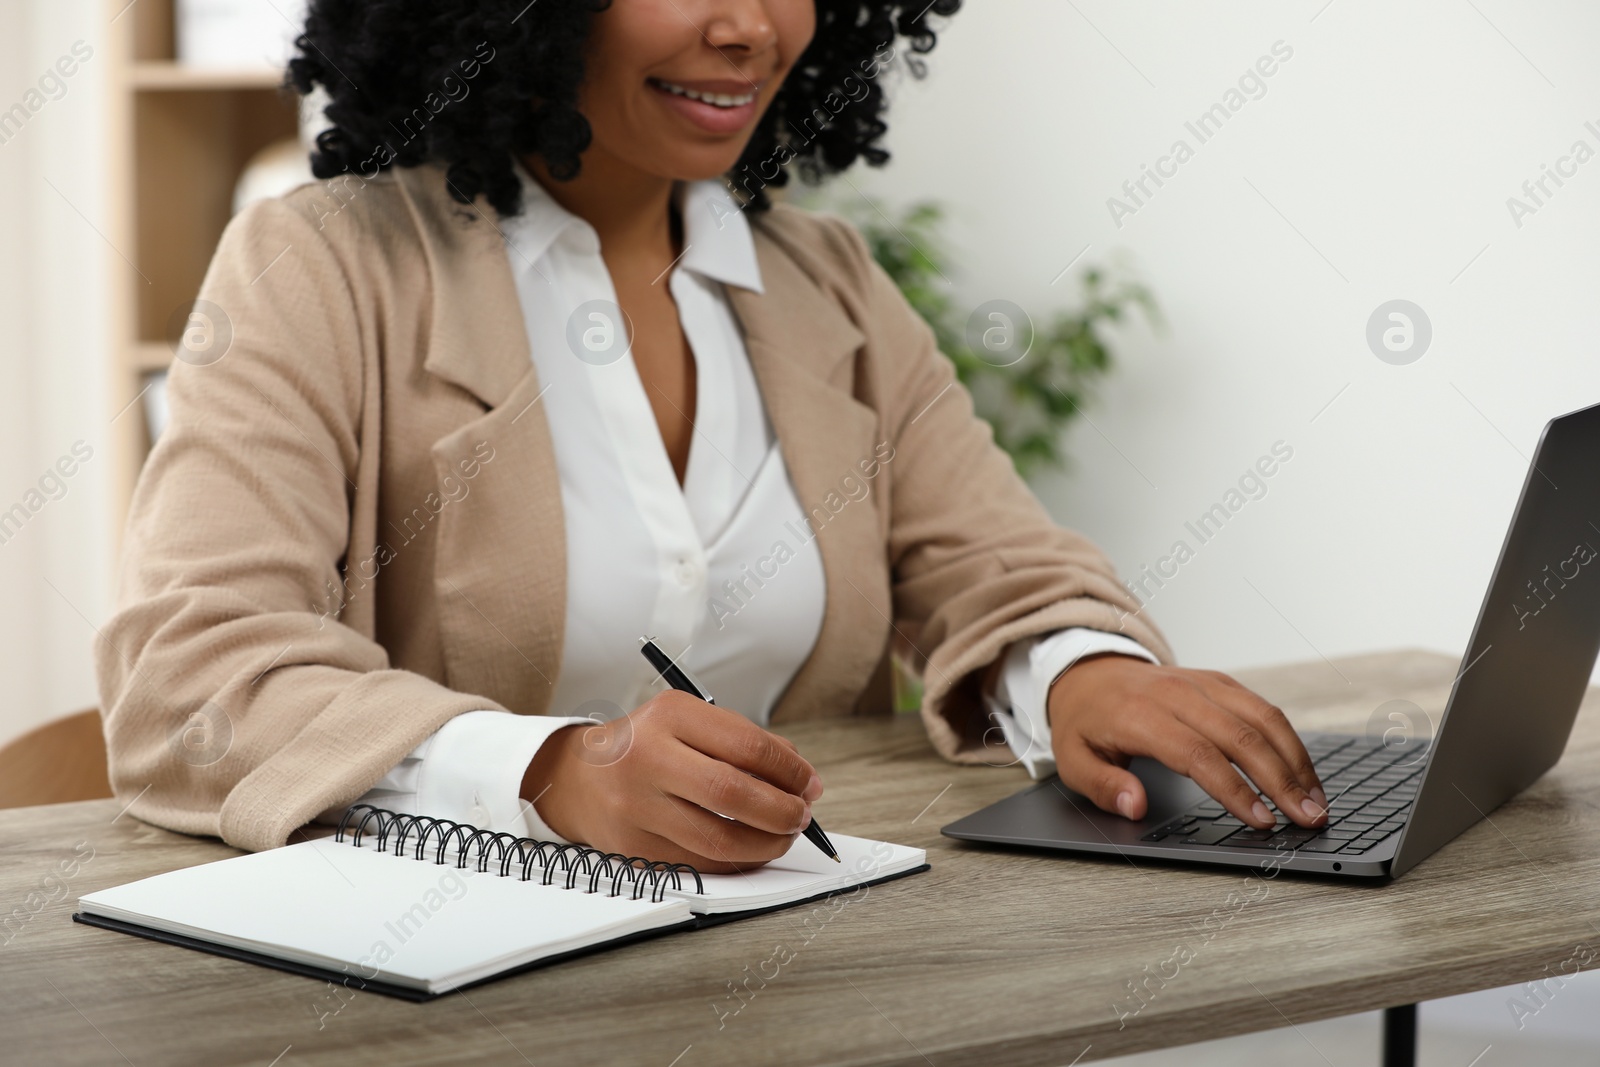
[
  {"xmin": 986, "ymin": 627, "xmax": 1160, "ymax": 780},
  {"xmin": 333, "ymin": 710, "xmax": 589, "ymax": 844}
]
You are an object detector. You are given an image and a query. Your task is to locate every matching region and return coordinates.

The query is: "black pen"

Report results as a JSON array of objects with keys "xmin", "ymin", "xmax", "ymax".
[{"xmin": 639, "ymin": 636, "xmax": 840, "ymax": 863}]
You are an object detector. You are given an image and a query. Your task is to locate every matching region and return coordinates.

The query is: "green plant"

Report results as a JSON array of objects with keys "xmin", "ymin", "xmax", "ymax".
[{"xmin": 851, "ymin": 200, "xmax": 1160, "ymax": 478}]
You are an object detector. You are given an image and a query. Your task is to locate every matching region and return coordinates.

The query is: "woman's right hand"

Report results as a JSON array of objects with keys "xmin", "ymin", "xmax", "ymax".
[{"xmin": 521, "ymin": 690, "xmax": 824, "ymax": 874}]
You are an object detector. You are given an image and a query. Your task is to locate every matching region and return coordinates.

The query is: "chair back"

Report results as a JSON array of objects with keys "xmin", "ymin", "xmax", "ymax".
[{"xmin": 0, "ymin": 709, "xmax": 112, "ymax": 809}]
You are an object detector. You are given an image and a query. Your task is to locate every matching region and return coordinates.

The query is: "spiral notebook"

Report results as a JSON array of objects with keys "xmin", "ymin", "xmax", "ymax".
[{"xmin": 73, "ymin": 805, "xmax": 928, "ymax": 1000}]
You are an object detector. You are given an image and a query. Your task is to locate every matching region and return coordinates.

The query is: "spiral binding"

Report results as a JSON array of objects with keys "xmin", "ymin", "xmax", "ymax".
[{"xmin": 334, "ymin": 804, "xmax": 705, "ymax": 903}]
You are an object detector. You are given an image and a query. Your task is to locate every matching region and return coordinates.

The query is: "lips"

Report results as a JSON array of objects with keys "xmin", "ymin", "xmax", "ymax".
[{"xmin": 648, "ymin": 76, "xmax": 763, "ymax": 135}]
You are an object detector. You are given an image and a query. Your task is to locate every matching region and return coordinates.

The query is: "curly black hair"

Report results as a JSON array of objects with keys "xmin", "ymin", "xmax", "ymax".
[{"xmin": 287, "ymin": 0, "xmax": 961, "ymax": 218}]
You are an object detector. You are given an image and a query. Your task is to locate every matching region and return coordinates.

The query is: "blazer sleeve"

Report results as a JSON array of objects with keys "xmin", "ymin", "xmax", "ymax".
[
  {"xmin": 822, "ymin": 216, "xmax": 1176, "ymax": 764},
  {"xmin": 97, "ymin": 197, "xmax": 504, "ymax": 853}
]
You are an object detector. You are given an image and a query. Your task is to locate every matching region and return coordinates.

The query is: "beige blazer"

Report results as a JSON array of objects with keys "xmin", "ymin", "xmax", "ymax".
[{"xmin": 98, "ymin": 164, "xmax": 1173, "ymax": 853}]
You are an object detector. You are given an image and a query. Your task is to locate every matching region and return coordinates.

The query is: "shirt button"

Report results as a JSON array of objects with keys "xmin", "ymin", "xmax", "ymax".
[
  {"xmin": 466, "ymin": 803, "xmax": 491, "ymax": 827},
  {"xmin": 674, "ymin": 559, "xmax": 697, "ymax": 586}
]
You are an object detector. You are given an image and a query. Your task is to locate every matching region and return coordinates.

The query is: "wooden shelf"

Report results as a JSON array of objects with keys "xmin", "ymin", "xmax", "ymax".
[
  {"xmin": 130, "ymin": 62, "xmax": 287, "ymax": 92},
  {"xmin": 130, "ymin": 343, "xmax": 173, "ymax": 374},
  {"xmin": 132, "ymin": 88, "xmax": 299, "ymax": 343}
]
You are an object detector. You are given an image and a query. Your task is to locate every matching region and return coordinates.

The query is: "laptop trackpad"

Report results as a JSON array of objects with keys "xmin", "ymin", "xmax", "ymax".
[
  {"xmin": 945, "ymin": 758, "xmax": 1212, "ymax": 847},
  {"xmin": 1130, "ymin": 756, "xmax": 1214, "ymax": 819}
]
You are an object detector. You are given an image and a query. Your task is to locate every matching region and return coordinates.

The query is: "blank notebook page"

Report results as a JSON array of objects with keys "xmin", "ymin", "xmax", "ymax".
[
  {"xmin": 681, "ymin": 833, "xmax": 927, "ymax": 914},
  {"xmin": 77, "ymin": 836, "xmax": 692, "ymax": 994}
]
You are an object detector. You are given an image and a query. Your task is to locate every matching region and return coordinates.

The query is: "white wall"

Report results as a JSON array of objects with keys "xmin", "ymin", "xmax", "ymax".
[
  {"xmin": 0, "ymin": 0, "xmax": 111, "ymax": 748},
  {"xmin": 846, "ymin": 0, "xmax": 1600, "ymax": 682}
]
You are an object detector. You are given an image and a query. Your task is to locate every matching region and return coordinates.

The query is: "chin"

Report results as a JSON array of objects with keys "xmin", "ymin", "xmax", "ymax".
[{"xmin": 656, "ymin": 146, "xmax": 756, "ymax": 186}]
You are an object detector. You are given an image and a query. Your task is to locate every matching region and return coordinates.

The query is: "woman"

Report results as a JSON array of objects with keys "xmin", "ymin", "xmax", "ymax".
[{"xmin": 98, "ymin": 0, "xmax": 1326, "ymax": 871}]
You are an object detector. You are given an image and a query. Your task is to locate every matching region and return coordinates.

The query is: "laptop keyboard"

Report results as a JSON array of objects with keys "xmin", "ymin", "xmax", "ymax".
[{"xmin": 1139, "ymin": 734, "xmax": 1429, "ymax": 855}]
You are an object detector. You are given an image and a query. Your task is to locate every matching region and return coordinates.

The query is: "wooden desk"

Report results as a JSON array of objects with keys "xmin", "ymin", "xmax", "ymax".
[{"xmin": 5, "ymin": 650, "xmax": 1600, "ymax": 1066}]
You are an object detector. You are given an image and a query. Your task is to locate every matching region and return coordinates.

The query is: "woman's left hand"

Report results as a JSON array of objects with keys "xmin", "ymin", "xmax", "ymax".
[{"xmin": 1045, "ymin": 655, "xmax": 1328, "ymax": 831}]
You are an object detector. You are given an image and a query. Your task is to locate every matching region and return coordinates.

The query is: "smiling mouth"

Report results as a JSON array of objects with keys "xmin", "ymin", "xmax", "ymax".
[{"xmin": 649, "ymin": 78, "xmax": 758, "ymax": 109}]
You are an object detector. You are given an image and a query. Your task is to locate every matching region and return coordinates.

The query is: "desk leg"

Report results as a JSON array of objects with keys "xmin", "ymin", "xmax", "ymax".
[{"xmin": 1381, "ymin": 1003, "xmax": 1417, "ymax": 1067}]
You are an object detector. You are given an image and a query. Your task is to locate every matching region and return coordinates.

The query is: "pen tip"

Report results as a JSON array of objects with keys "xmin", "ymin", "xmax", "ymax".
[{"xmin": 831, "ymin": 854, "xmax": 841, "ymax": 863}]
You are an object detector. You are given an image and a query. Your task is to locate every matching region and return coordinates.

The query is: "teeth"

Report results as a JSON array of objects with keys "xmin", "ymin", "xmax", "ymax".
[{"xmin": 655, "ymin": 80, "xmax": 755, "ymax": 108}]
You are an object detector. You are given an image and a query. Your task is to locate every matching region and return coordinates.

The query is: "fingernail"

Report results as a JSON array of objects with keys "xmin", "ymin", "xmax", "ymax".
[
  {"xmin": 803, "ymin": 774, "xmax": 823, "ymax": 802},
  {"xmin": 1301, "ymin": 798, "xmax": 1325, "ymax": 822},
  {"xmin": 1115, "ymin": 792, "xmax": 1136, "ymax": 819},
  {"xmin": 1251, "ymin": 800, "xmax": 1274, "ymax": 826},
  {"xmin": 798, "ymin": 804, "xmax": 813, "ymax": 832},
  {"xmin": 1310, "ymin": 786, "xmax": 1328, "ymax": 807}
]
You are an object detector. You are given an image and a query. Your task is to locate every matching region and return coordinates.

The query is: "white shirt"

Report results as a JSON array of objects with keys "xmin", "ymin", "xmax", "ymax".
[{"xmin": 346, "ymin": 165, "xmax": 1155, "ymax": 838}]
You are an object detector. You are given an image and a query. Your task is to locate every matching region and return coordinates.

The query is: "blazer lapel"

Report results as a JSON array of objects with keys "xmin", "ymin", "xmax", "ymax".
[
  {"xmin": 729, "ymin": 229, "xmax": 893, "ymax": 723},
  {"xmin": 398, "ymin": 166, "xmax": 534, "ymax": 410},
  {"xmin": 397, "ymin": 166, "xmax": 566, "ymax": 714}
]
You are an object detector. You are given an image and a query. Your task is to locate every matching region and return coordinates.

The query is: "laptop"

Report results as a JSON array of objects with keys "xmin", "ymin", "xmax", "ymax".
[{"xmin": 943, "ymin": 401, "xmax": 1600, "ymax": 879}]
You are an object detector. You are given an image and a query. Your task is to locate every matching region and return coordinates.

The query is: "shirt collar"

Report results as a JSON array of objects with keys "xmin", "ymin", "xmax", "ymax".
[
  {"xmin": 675, "ymin": 180, "xmax": 764, "ymax": 294},
  {"xmin": 504, "ymin": 161, "xmax": 764, "ymax": 294},
  {"xmin": 502, "ymin": 160, "xmax": 586, "ymax": 270}
]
